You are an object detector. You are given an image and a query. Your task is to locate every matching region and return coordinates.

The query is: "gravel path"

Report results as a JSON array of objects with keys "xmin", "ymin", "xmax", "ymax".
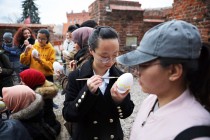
[{"xmin": 53, "ymin": 78, "xmax": 148, "ymax": 140}]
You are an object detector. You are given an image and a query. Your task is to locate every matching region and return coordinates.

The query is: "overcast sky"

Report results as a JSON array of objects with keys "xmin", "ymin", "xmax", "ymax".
[{"xmin": 0, "ymin": 0, "xmax": 173, "ymax": 25}]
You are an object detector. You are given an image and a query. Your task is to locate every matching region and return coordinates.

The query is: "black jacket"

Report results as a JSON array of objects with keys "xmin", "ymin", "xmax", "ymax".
[
  {"xmin": 0, "ymin": 50, "xmax": 13, "ymax": 97},
  {"xmin": 63, "ymin": 59, "xmax": 134, "ymax": 140}
]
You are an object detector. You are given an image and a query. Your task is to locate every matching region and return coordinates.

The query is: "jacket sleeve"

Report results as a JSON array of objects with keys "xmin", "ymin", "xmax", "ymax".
[
  {"xmin": 40, "ymin": 48, "xmax": 55, "ymax": 71},
  {"xmin": 0, "ymin": 54, "xmax": 13, "ymax": 76},
  {"xmin": 2, "ymin": 45, "xmax": 21, "ymax": 56},
  {"xmin": 62, "ymin": 70, "xmax": 100, "ymax": 122},
  {"xmin": 61, "ymin": 75, "xmax": 68, "ymax": 90},
  {"xmin": 113, "ymin": 93, "xmax": 135, "ymax": 119},
  {"xmin": 20, "ymin": 49, "xmax": 32, "ymax": 65}
]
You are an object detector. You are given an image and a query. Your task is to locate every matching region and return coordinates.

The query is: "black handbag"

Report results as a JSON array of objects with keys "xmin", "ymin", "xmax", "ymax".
[{"xmin": 174, "ymin": 125, "xmax": 210, "ymax": 140}]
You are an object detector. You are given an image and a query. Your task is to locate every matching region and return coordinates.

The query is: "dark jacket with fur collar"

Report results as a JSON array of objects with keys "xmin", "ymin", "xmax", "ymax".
[
  {"xmin": 35, "ymin": 80, "xmax": 58, "ymax": 99},
  {"xmin": 10, "ymin": 94, "xmax": 43, "ymax": 120},
  {"xmin": 10, "ymin": 94, "xmax": 56, "ymax": 140},
  {"xmin": 35, "ymin": 80, "xmax": 61, "ymax": 136}
]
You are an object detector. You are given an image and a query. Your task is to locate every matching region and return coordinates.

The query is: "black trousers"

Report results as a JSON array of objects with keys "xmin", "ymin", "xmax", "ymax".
[{"xmin": 44, "ymin": 75, "xmax": 61, "ymax": 135}]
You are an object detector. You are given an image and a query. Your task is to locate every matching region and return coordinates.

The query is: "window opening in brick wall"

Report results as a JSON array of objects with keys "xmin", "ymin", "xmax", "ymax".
[{"xmin": 125, "ymin": 36, "xmax": 138, "ymax": 51}]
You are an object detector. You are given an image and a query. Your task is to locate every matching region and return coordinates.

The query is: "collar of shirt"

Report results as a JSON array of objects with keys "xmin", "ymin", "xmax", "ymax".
[{"xmin": 93, "ymin": 69, "xmax": 110, "ymax": 95}]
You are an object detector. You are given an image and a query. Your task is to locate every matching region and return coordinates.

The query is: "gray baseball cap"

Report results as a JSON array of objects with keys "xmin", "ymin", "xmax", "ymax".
[
  {"xmin": 3, "ymin": 32, "xmax": 13, "ymax": 40},
  {"xmin": 117, "ymin": 20, "xmax": 202, "ymax": 66}
]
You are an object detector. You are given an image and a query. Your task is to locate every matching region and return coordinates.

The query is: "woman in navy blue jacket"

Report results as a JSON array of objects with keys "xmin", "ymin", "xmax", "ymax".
[
  {"xmin": 63, "ymin": 26, "xmax": 134, "ymax": 140},
  {"xmin": 0, "ymin": 119, "xmax": 32, "ymax": 140}
]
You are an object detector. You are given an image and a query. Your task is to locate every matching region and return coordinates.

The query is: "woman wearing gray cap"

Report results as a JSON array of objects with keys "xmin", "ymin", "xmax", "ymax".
[{"xmin": 117, "ymin": 20, "xmax": 210, "ymax": 140}]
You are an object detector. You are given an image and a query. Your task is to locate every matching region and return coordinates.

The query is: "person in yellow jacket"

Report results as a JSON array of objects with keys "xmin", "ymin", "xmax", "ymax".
[{"xmin": 20, "ymin": 29, "xmax": 55, "ymax": 81}]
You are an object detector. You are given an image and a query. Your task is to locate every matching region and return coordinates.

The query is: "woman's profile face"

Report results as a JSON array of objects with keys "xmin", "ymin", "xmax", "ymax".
[
  {"xmin": 74, "ymin": 42, "xmax": 80, "ymax": 52},
  {"xmin": 90, "ymin": 38, "xmax": 119, "ymax": 70},
  {"xmin": 23, "ymin": 29, "xmax": 31, "ymax": 39},
  {"xmin": 138, "ymin": 60, "xmax": 171, "ymax": 95},
  {"xmin": 66, "ymin": 32, "xmax": 72, "ymax": 40}
]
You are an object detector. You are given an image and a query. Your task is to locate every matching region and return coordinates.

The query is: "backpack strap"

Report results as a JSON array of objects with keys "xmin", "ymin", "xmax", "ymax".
[{"xmin": 174, "ymin": 126, "xmax": 210, "ymax": 140}]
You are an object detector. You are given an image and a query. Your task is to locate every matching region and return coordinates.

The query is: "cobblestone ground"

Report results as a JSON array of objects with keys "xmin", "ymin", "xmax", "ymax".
[{"xmin": 53, "ymin": 78, "xmax": 148, "ymax": 140}]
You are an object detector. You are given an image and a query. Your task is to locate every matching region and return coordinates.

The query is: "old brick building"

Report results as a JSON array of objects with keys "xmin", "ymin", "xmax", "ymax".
[
  {"xmin": 62, "ymin": 10, "xmax": 90, "ymax": 35},
  {"xmin": 89, "ymin": 0, "xmax": 166, "ymax": 53},
  {"xmin": 88, "ymin": 0, "xmax": 210, "ymax": 52},
  {"xmin": 168, "ymin": 0, "xmax": 210, "ymax": 43}
]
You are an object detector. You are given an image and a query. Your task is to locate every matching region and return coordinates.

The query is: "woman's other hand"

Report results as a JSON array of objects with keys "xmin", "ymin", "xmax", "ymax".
[
  {"xmin": 24, "ymin": 38, "xmax": 30, "ymax": 46},
  {"xmin": 87, "ymin": 75, "xmax": 102, "ymax": 94},
  {"xmin": 24, "ymin": 44, "xmax": 33, "ymax": 54},
  {"xmin": 54, "ymin": 70, "xmax": 65, "ymax": 81},
  {"xmin": 33, "ymin": 54, "xmax": 42, "ymax": 64},
  {"xmin": 110, "ymin": 82, "xmax": 129, "ymax": 104},
  {"xmin": 68, "ymin": 60, "xmax": 77, "ymax": 71}
]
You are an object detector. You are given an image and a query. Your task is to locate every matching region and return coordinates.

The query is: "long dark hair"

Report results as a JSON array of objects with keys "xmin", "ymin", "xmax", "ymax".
[
  {"xmin": 159, "ymin": 44, "xmax": 210, "ymax": 111},
  {"xmin": 13, "ymin": 27, "xmax": 36, "ymax": 47},
  {"xmin": 88, "ymin": 26, "xmax": 119, "ymax": 51}
]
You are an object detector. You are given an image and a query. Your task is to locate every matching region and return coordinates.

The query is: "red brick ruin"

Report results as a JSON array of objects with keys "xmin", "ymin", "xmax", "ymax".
[{"xmin": 0, "ymin": 0, "xmax": 209, "ymax": 48}]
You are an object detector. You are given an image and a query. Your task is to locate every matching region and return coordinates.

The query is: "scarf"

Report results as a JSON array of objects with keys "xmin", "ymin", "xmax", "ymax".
[{"xmin": 2, "ymin": 85, "xmax": 36, "ymax": 113}]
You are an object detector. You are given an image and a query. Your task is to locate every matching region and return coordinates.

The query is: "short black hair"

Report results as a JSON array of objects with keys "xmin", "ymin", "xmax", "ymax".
[
  {"xmin": 80, "ymin": 20, "xmax": 98, "ymax": 28},
  {"xmin": 38, "ymin": 29, "xmax": 50, "ymax": 43},
  {"xmin": 68, "ymin": 25, "xmax": 78, "ymax": 33}
]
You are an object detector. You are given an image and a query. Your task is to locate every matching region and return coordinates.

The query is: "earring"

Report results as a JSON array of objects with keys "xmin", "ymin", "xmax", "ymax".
[{"xmin": 169, "ymin": 76, "xmax": 175, "ymax": 81}]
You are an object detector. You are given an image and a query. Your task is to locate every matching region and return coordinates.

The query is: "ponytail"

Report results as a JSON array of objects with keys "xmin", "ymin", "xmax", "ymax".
[
  {"xmin": 189, "ymin": 44, "xmax": 210, "ymax": 111},
  {"xmin": 159, "ymin": 44, "xmax": 210, "ymax": 111}
]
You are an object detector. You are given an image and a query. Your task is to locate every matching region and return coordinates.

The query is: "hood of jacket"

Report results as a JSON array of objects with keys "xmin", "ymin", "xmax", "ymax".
[
  {"xmin": 35, "ymin": 80, "xmax": 58, "ymax": 99},
  {"xmin": 33, "ymin": 41, "xmax": 53, "ymax": 49},
  {"xmin": 10, "ymin": 94, "xmax": 43, "ymax": 120}
]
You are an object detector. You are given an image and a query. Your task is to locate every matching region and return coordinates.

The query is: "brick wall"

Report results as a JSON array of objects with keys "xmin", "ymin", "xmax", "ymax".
[
  {"xmin": 169, "ymin": 0, "xmax": 210, "ymax": 43},
  {"xmin": 89, "ymin": 0, "xmax": 164, "ymax": 54},
  {"xmin": 62, "ymin": 11, "xmax": 90, "ymax": 35},
  {"xmin": 144, "ymin": 7, "xmax": 172, "ymax": 20}
]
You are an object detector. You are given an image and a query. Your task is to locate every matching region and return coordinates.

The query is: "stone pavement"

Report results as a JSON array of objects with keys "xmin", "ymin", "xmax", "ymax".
[{"xmin": 53, "ymin": 78, "xmax": 148, "ymax": 140}]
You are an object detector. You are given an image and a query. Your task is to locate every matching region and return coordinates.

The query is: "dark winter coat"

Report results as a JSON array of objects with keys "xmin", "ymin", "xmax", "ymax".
[
  {"xmin": 10, "ymin": 94, "xmax": 56, "ymax": 140},
  {"xmin": 0, "ymin": 50, "xmax": 13, "ymax": 97},
  {"xmin": 0, "ymin": 119, "xmax": 32, "ymax": 140},
  {"xmin": 35, "ymin": 80, "xmax": 61, "ymax": 136},
  {"xmin": 63, "ymin": 59, "xmax": 135, "ymax": 140},
  {"xmin": 35, "ymin": 80, "xmax": 58, "ymax": 99}
]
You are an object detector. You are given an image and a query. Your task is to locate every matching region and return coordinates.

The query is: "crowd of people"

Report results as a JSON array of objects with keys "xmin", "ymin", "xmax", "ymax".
[{"xmin": 0, "ymin": 19, "xmax": 210, "ymax": 140}]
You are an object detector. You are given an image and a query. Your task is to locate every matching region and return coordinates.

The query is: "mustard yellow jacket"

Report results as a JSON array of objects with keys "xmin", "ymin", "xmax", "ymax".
[{"xmin": 20, "ymin": 42, "xmax": 55, "ymax": 76}]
